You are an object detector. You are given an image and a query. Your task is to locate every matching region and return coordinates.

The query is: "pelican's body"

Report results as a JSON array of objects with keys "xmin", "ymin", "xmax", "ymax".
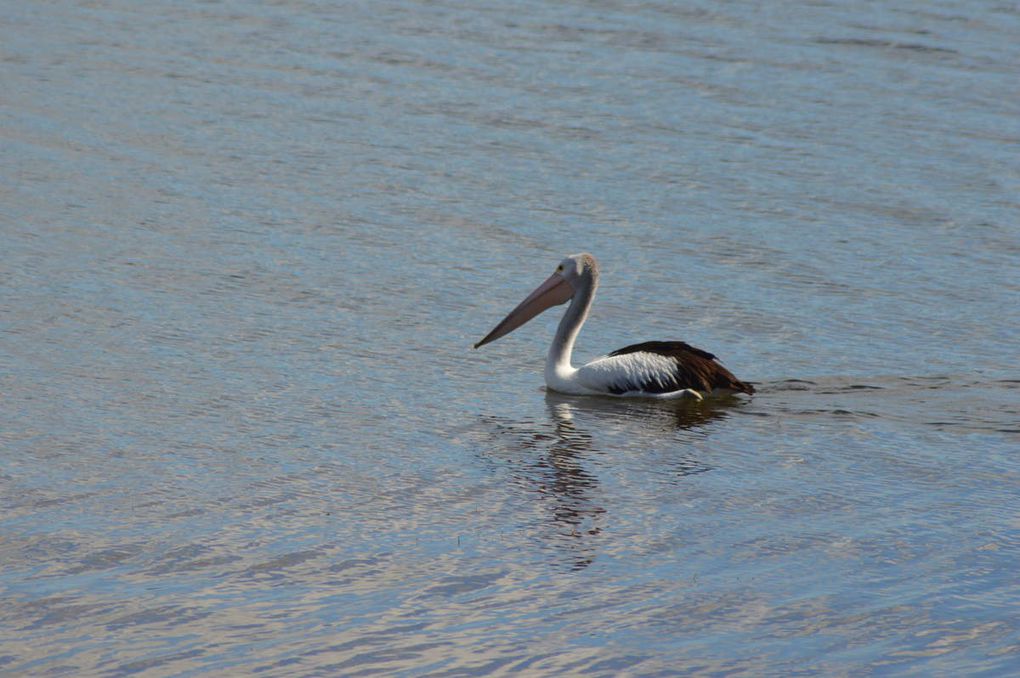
[{"xmin": 475, "ymin": 253, "xmax": 754, "ymax": 400}]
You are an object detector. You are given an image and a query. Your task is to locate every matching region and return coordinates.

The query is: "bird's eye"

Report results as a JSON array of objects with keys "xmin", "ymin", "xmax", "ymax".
[{"xmin": 557, "ymin": 265, "xmax": 563, "ymax": 272}]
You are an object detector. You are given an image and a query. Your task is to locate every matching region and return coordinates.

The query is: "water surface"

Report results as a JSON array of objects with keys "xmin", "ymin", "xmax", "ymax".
[{"xmin": 2, "ymin": 0, "xmax": 1019, "ymax": 674}]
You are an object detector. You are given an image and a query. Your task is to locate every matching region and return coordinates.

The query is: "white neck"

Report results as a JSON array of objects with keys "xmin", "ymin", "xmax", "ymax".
[{"xmin": 545, "ymin": 273, "xmax": 596, "ymax": 385}]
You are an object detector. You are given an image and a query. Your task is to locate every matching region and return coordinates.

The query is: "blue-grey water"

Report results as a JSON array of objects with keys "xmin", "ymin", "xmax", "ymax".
[{"xmin": 3, "ymin": 0, "xmax": 1019, "ymax": 675}]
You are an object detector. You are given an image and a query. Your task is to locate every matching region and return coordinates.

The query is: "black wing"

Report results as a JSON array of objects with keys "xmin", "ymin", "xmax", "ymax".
[{"xmin": 607, "ymin": 341, "xmax": 754, "ymax": 395}]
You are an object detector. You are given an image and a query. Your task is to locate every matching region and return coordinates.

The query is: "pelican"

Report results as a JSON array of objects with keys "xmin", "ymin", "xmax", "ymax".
[{"xmin": 474, "ymin": 253, "xmax": 754, "ymax": 400}]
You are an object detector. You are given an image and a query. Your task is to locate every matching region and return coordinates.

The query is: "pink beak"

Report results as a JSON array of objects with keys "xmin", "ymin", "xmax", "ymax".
[{"xmin": 475, "ymin": 273, "xmax": 575, "ymax": 349}]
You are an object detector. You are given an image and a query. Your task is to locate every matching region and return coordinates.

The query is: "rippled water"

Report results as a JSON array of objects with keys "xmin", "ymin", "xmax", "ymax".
[{"xmin": 3, "ymin": 0, "xmax": 1019, "ymax": 674}]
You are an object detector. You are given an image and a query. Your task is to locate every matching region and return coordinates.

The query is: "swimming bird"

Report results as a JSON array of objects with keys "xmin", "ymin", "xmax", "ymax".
[{"xmin": 474, "ymin": 253, "xmax": 754, "ymax": 400}]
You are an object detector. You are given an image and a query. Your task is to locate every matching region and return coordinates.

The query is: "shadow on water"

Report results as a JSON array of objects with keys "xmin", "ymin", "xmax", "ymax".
[
  {"xmin": 543, "ymin": 390, "xmax": 737, "ymax": 433},
  {"xmin": 475, "ymin": 392, "xmax": 743, "ymax": 569}
]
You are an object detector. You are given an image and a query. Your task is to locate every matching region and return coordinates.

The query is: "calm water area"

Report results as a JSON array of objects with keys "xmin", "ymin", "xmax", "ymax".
[{"xmin": 3, "ymin": 0, "xmax": 1019, "ymax": 674}]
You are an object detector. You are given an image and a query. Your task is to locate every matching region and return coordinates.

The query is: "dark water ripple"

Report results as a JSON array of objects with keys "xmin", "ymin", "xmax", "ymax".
[{"xmin": 3, "ymin": 0, "xmax": 1020, "ymax": 675}]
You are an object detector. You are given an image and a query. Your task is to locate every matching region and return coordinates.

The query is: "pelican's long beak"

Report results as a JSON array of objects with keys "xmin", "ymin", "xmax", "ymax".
[{"xmin": 474, "ymin": 273, "xmax": 574, "ymax": 349}]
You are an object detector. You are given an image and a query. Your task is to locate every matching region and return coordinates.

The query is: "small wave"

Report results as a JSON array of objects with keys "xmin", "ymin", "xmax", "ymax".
[{"xmin": 815, "ymin": 37, "xmax": 958, "ymax": 55}]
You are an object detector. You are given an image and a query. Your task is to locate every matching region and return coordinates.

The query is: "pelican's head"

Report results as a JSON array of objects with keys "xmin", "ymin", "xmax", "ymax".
[
  {"xmin": 474, "ymin": 253, "xmax": 599, "ymax": 349},
  {"xmin": 555, "ymin": 253, "xmax": 599, "ymax": 292}
]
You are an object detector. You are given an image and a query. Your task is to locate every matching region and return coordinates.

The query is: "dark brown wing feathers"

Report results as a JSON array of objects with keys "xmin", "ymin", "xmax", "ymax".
[{"xmin": 607, "ymin": 341, "xmax": 755, "ymax": 395}]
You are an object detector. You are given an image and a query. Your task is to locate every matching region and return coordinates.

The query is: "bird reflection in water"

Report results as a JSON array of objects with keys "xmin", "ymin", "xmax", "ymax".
[{"xmin": 480, "ymin": 392, "xmax": 732, "ymax": 569}]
